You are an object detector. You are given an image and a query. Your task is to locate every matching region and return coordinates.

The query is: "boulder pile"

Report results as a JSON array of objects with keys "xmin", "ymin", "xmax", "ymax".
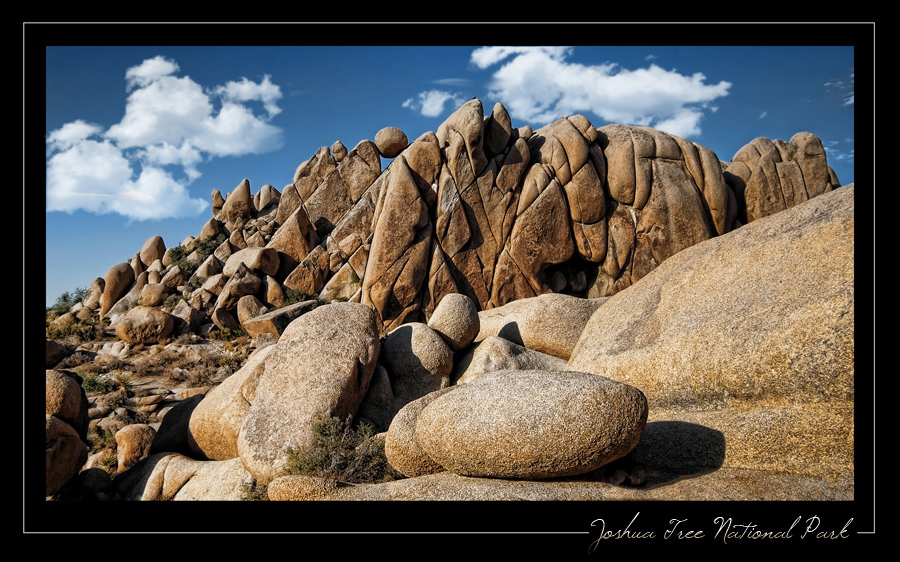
[
  {"xmin": 57, "ymin": 97, "xmax": 841, "ymax": 343},
  {"xmin": 44, "ymin": 96, "xmax": 852, "ymax": 502}
]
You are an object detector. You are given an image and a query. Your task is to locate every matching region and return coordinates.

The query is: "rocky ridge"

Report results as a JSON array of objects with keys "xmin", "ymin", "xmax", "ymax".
[{"xmin": 43, "ymin": 97, "xmax": 852, "ymax": 503}]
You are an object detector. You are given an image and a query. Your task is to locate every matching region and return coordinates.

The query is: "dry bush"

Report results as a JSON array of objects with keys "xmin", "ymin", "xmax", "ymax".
[
  {"xmin": 129, "ymin": 346, "xmax": 244, "ymax": 386},
  {"xmin": 283, "ymin": 416, "xmax": 404, "ymax": 484}
]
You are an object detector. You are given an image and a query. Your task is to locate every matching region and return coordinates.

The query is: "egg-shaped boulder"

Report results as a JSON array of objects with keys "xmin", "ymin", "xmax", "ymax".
[{"xmin": 415, "ymin": 370, "xmax": 647, "ymax": 480}]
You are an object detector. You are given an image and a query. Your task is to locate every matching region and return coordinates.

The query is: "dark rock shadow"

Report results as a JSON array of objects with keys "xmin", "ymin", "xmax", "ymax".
[
  {"xmin": 588, "ymin": 421, "xmax": 726, "ymax": 489},
  {"xmin": 152, "ymin": 393, "xmax": 206, "ymax": 458},
  {"xmin": 496, "ymin": 321, "xmax": 523, "ymax": 347}
]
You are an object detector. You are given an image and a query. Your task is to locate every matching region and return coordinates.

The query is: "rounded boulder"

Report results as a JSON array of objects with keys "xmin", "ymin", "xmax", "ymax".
[
  {"xmin": 223, "ymin": 247, "xmax": 280, "ymax": 278},
  {"xmin": 415, "ymin": 370, "xmax": 648, "ymax": 480},
  {"xmin": 114, "ymin": 306, "xmax": 174, "ymax": 344},
  {"xmin": 236, "ymin": 302, "xmax": 381, "ymax": 485},
  {"xmin": 381, "ymin": 322, "xmax": 453, "ymax": 409},
  {"xmin": 100, "ymin": 262, "xmax": 135, "ymax": 318},
  {"xmin": 427, "ymin": 293, "xmax": 480, "ymax": 351},
  {"xmin": 374, "ymin": 126, "xmax": 408, "ymax": 158},
  {"xmin": 384, "ymin": 387, "xmax": 455, "ymax": 478}
]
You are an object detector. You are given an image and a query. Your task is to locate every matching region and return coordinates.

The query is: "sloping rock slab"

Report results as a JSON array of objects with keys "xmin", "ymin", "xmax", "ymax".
[{"xmin": 240, "ymin": 300, "xmax": 318, "ymax": 338}]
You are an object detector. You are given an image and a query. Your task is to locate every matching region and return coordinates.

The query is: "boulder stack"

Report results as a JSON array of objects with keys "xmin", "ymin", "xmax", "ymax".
[
  {"xmin": 44, "ymin": 95, "xmax": 852, "ymax": 503},
  {"xmin": 65, "ymin": 97, "xmax": 840, "ymax": 343}
]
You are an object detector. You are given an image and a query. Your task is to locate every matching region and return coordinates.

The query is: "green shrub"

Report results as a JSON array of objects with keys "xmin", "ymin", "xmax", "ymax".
[
  {"xmin": 87, "ymin": 428, "xmax": 117, "ymax": 453},
  {"xmin": 208, "ymin": 327, "xmax": 248, "ymax": 341},
  {"xmin": 217, "ymin": 354, "xmax": 244, "ymax": 374},
  {"xmin": 282, "ymin": 287, "xmax": 316, "ymax": 306},
  {"xmin": 47, "ymin": 287, "xmax": 87, "ymax": 315},
  {"xmin": 194, "ymin": 233, "xmax": 226, "ymax": 257},
  {"xmin": 80, "ymin": 372, "xmax": 109, "ymax": 393},
  {"xmin": 240, "ymin": 481, "xmax": 268, "ymax": 501},
  {"xmin": 166, "ymin": 245, "xmax": 196, "ymax": 277},
  {"xmin": 283, "ymin": 416, "xmax": 403, "ymax": 484},
  {"xmin": 97, "ymin": 452, "xmax": 118, "ymax": 474},
  {"xmin": 162, "ymin": 293, "xmax": 184, "ymax": 312},
  {"xmin": 46, "ymin": 311, "xmax": 107, "ymax": 343},
  {"xmin": 113, "ymin": 372, "xmax": 131, "ymax": 388},
  {"xmin": 167, "ymin": 232, "xmax": 224, "ymax": 278}
]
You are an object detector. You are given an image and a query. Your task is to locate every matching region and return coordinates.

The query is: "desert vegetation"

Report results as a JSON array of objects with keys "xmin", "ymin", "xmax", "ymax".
[{"xmin": 241, "ymin": 415, "xmax": 405, "ymax": 500}]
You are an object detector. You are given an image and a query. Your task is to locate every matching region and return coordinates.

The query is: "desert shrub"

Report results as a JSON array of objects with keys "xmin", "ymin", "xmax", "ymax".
[
  {"xmin": 162, "ymin": 292, "xmax": 184, "ymax": 312},
  {"xmin": 53, "ymin": 349, "xmax": 87, "ymax": 369},
  {"xmin": 48, "ymin": 288, "xmax": 87, "ymax": 315},
  {"xmin": 100, "ymin": 356, "xmax": 132, "ymax": 373},
  {"xmin": 46, "ymin": 312, "xmax": 107, "ymax": 343},
  {"xmin": 80, "ymin": 371, "xmax": 110, "ymax": 393},
  {"xmin": 194, "ymin": 233, "xmax": 226, "ymax": 257},
  {"xmin": 129, "ymin": 347, "xmax": 238, "ymax": 386},
  {"xmin": 97, "ymin": 452, "xmax": 118, "ymax": 474},
  {"xmin": 217, "ymin": 354, "xmax": 244, "ymax": 375},
  {"xmin": 113, "ymin": 372, "xmax": 131, "ymax": 388},
  {"xmin": 87, "ymin": 428, "xmax": 117, "ymax": 453},
  {"xmin": 208, "ymin": 327, "xmax": 248, "ymax": 342},
  {"xmin": 282, "ymin": 288, "xmax": 316, "ymax": 306},
  {"xmin": 283, "ymin": 416, "xmax": 403, "ymax": 484},
  {"xmin": 240, "ymin": 481, "xmax": 268, "ymax": 501},
  {"xmin": 166, "ymin": 246, "xmax": 195, "ymax": 277},
  {"xmin": 168, "ymin": 233, "xmax": 226, "ymax": 277}
]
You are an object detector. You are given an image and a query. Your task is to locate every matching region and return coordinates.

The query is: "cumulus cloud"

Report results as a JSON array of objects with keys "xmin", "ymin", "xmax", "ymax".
[
  {"xmin": 46, "ymin": 56, "xmax": 285, "ymax": 221},
  {"xmin": 46, "ymin": 119, "xmax": 105, "ymax": 153},
  {"xmin": 124, "ymin": 55, "xmax": 181, "ymax": 91},
  {"xmin": 214, "ymin": 74, "xmax": 283, "ymax": 118},
  {"xmin": 469, "ymin": 46, "xmax": 732, "ymax": 139},
  {"xmin": 403, "ymin": 89, "xmax": 468, "ymax": 117}
]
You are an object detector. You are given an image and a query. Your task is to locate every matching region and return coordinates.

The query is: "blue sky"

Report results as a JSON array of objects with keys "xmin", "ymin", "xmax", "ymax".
[{"xmin": 38, "ymin": 24, "xmax": 864, "ymax": 307}]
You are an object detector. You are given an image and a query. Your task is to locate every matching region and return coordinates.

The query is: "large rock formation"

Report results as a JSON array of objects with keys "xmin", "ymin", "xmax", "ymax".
[
  {"xmin": 567, "ymin": 184, "xmax": 854, "ymax": 486},
  {"xmin": 46, "ymin": 95, "xmax": 851, "ymax": 503},
  {"xmin": 69, "ymin": 97, "xmax": 840, "ymax": 343}
]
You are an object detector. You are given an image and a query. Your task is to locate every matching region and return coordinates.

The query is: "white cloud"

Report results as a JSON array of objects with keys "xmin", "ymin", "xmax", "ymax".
[
  {"xmin": 403, "ymin": 90, "xmax": 468, "ymax": 117},
  {"xmin": 47, "ymin": 56, "xmax": 285, "ymax": 221},
  {"xmin": 105, "ymin": 71, "xmax": 215, "ymax": 149},
  {"xmin": 825, "ymin": 139, "xmax": 854, "ymax": 164},
  {"xmin": 758, "ymin": 111, "xmax": 768, "ymax": 119},
  {"xmin": 432, "ymin": 78, "xmax": 471, "ymax": 87},
  {"xmin": 137, "ymin": 141, "xmax": 204, "ymax": 182},
  {"xmin": 470, "ymin": 46, "xmax": 731, "ymax": 139},
  {"xmin": 47, "ymin": 138, "xmax": 135, "ymax": 214},
  {"xmin": 470, "ymin": 46, "xmax": 570, "ymax": 69},
  {"xmin": 214, "ymin": 74, "xmax": 283, "ymax": 118},
  {"xmin": 124, "ymin": 55, "xmax": 181, "ymax": 91},
  {"xmin": 655, "ymin": 109, "xmax": 706, "ymax": 140},
  {"xmin": 46, "ymin": 136, "xmax": 208, "ymax": 220},
  {"xmin": 46, "ymin": 120, "xmax": 104, "ymax": 153},
  {"xmin": 825, "ymin": 72, "xmax": 854, "ymax": 106},
  {"xmin": 109, "ymin": 166, "xmax": 209, "ymax": 221}
]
